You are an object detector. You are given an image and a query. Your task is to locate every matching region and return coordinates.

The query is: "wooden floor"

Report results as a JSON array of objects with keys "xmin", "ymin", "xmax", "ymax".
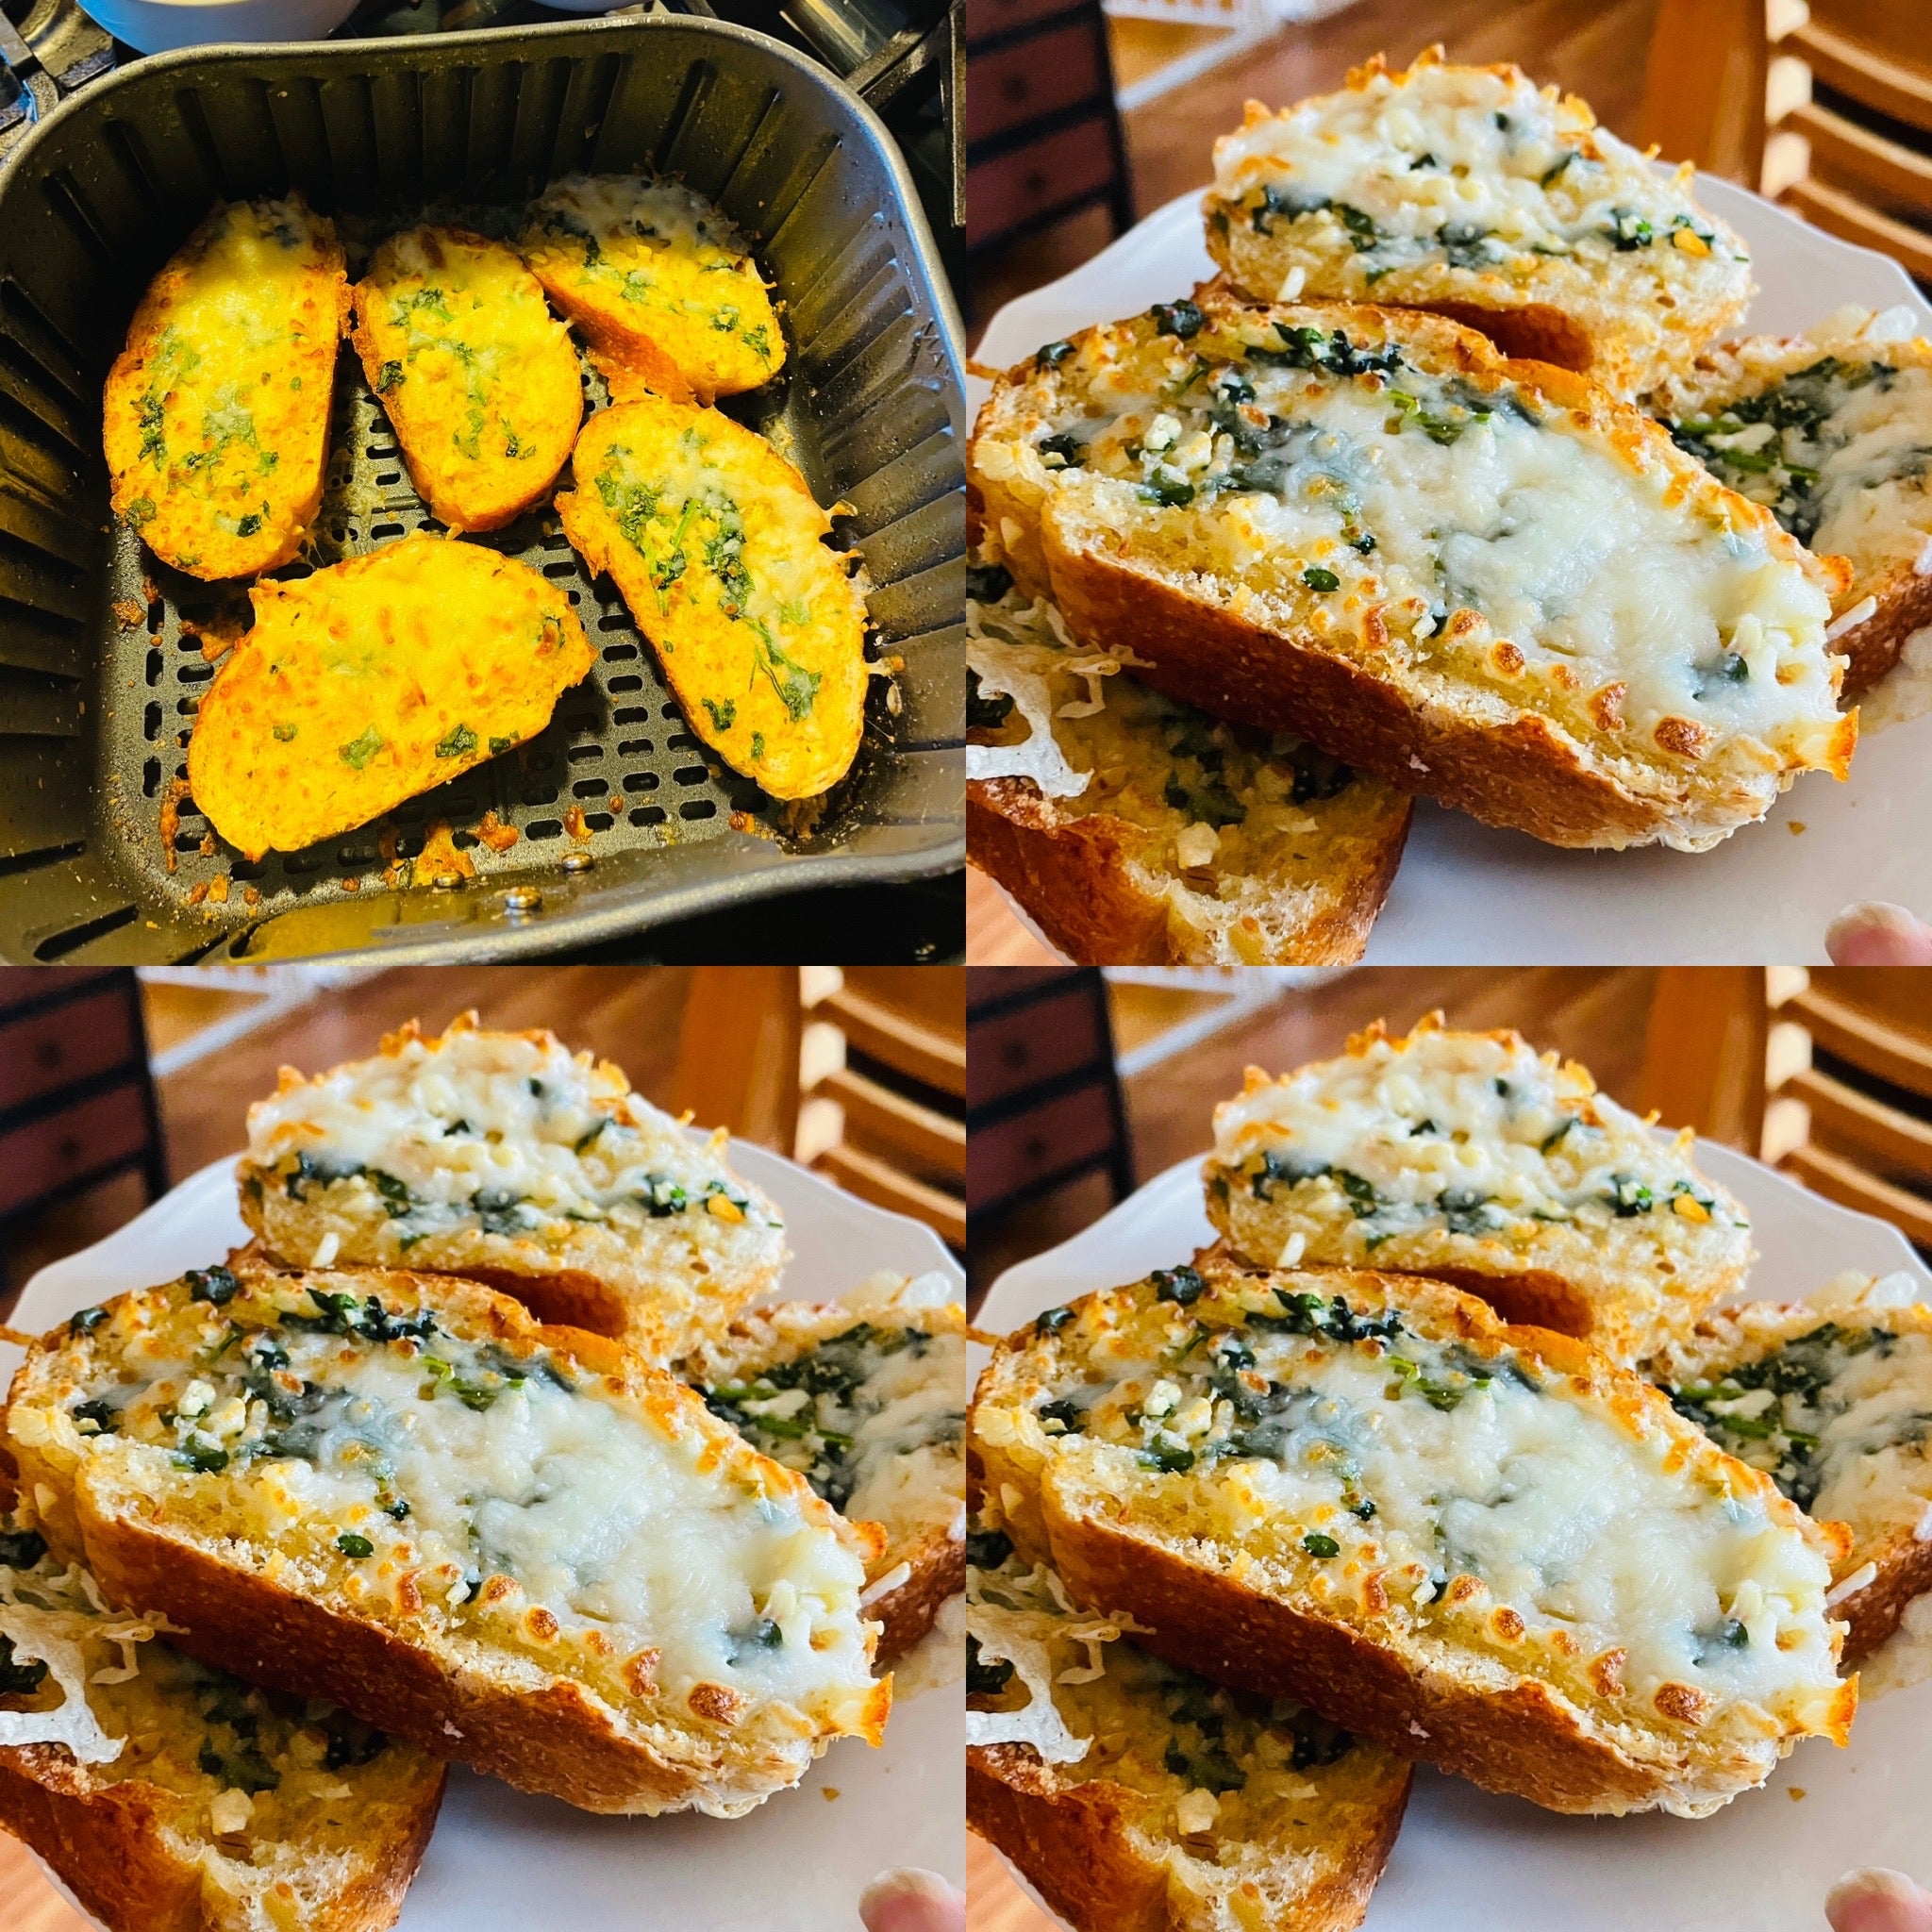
[{"xmin": 971, "ymin": 0, "xmax": 1662, "ymax": 342}]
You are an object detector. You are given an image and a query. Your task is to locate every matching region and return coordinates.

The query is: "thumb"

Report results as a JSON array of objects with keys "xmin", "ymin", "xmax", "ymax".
[
  {"xmin": 859, "ymin": 1868, "xmax": 967, "ymax": 1932},
  {"xmin": 1825, "ymin": 902, "xmax": 1932, "ymax": 965},
  {"xmin": 1826, "ymin": 1869, "xmax": 1932, "ymax": 1932}
]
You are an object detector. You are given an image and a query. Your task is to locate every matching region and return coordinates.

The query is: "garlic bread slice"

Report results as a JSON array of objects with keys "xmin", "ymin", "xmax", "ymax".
[
  {"xmin": 968, "ymin": 566, "xmax": 1410, "ymax": 964},
  {"xmin": 687, "ymin": 1271, "xmax": 965, "ymax": 1659},
  {"xmin": 7, "ymin": 1265, "xmax": 891, "ymax": 1819},
  {"xmin": 105, "ymin": 194, "xmax": 349, "ymax": 580},
  {"xmin": 1204, "ymin": 1011, "xmax": 1752, "ymax": 1363},
  {"xmin": 558, "ymin": 398, "xmax": 870, "ymax": 799},
  {"xmin": 973, "ymin": 1248, "xmax": 1855, "ymax": 1818},
  {"xmin": 238, "ymin": 1010, "xmax": 785, "ymax": 1365},
  {"xmin": 967, "ymin": 1529, "xmax": 1410, "ymax": 1932},
  {"xmin": 521, "ymin": 175, "xmax": 783, "ymax": 405},
  {"xmin": 186, "ymin": 533, "xmax": 592, "ymax": 860},
  {"xmin": 970, "ymin": 291, "xmax": 1856, "ymax": 852},
  {"xmin": 352, "ymin": 225, "xmax": 581, "ymax": 533},
  {"xmin": 1652, "ymin": 307, "xmax": 1932, "ymax": 696},
  {"xmin": 0, "ymin": 1501, "xmax": 443, "ymax": 1932},
  {"xmin": 1204, "ymin": 48, "xmax": 1752, "ymax": 400}
]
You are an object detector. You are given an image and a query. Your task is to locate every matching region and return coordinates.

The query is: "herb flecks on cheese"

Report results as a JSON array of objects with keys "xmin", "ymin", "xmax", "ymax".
[
  {"xmin": 42, "ymin": 1274, "xmax": 873, "ymax": 1724},
  {"xmin": 1667, "ymin": 352, "xmax": 1932, "ymax": 563},
  {"xmin": 1016, "ymin": 306, "xmax": 1840, "ymax": 761},
  {"xmin": 1211, "ymin": 1020, "xmax": 1744, "ymax": 1246},
  {"xmin": 1668, "ymin": 1322, "xmax": 1932, "ymax": 1524},
  {"xmin": 1012, "ymin": 1273, "xmax": 1841, "ymax": 1722},
  {"xmin": 703, "ymin": 1319, "xmax": 966, "ymax": 1522},
  {"xmin": 239, "ymin": 1014, "xmax": 784, "ymax": 1362}
]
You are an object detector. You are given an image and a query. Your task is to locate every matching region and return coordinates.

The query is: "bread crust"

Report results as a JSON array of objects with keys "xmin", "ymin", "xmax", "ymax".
[
  {"xmin": 7, "ymin": 1266, "xmax": 891, "ymax": 1819},
  {"xmin": 1651, "ymin": 1291, "xmax": 1932, "ymax": 1659},
  {"xmin": 971, "ymin": 292, "xmax": 1857, "ymax": 852},
  {"xmin": 967, "ymin": 765, "xmax": 1408, "ymax": 964},
  {"xmin": 968, "ymin": 1740, "xmax": 1407, "ymax": 1932},
  {"xmin": 974, "ymin": 1249, "xmax": 1857, "ymax": 1817}
]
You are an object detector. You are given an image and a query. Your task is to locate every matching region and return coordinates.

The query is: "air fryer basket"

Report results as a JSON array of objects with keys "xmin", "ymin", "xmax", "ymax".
[{"xmin": 0, "ymin": 15, "xmax": 964, "ymax": 962}]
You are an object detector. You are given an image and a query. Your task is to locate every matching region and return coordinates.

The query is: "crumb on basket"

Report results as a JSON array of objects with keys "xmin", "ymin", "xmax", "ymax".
[
  {"xmin": 112, "ymin": 598, "xmax": 143, "ymax": 628},
  {"xmin": 475, "ymin": 808, "xmax": 519, "ymax": 854}
]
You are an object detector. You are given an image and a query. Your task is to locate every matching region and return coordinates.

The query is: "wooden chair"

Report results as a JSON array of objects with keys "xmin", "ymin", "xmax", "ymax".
[
  {"xmin": 672, "ymin": 967, "xmax": 965, "ymax": 1250},
  {"xmin": 965, "ymin": 967, "xmax": 1134, "ymax": 1221},
  {"xmin": 1639, "ymin": 0, "xmax": 1932, "ymax": 284},
  {"xmin": 0, "ymin": 967, "xmax": 167, "ymax": 1304},
  {"xmin": 1637, "ymin": 968, "xmax": 1932, "ymax": 1255}
]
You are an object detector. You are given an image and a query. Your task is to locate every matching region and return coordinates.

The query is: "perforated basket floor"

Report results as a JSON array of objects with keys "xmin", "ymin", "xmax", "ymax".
[{"xmin": 0, "ymin": 15, "xmax": 964, "ymax": 962}]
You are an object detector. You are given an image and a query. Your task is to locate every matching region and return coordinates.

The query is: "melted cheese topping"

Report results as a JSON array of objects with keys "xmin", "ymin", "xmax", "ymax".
[
  {"xmin": 49, "ymin": 1276, "xmax": 872, "ymax": 1719},
  {"xmin": 244, "ymin": 1016, "xmax": 777, "ymax": 1238},
  {"xmin": 104, "ymin": 195, "xmax": 344, "ymax": 580},
  {"xmin": 1666, "ymin": 338, "xmax": 1932, "ymax": 574},
  {"xmin": 1022, "ymin": 311, "xmax": 1839, "ymax": 753},
  {"xmin": 521, "ymin": 175, "xmax": 782, "ymax": 400},
  {"xmin": 1666, "ymin": 1310, "xmax": 1932, "ymax": 1536},
  {"xmin": 1021, "ymin": 1281, "xmax": 1839, "ymax": 1711},
  {"xmin": 354, "ymin": 225, "xmax": 581, "ymax": 529},
  {"xmin": 559, "ymin": 398, "xmax": 869, "ymax": 800},
  {"xmin": 703, "ymin": 1316, "xmax": 965, "ymax": 1535},
  {"xmin": 1210, "ymin": 59, "xmax": 1746, "ymax": 288},
  {"xmin": 1211, "ymin": 1022, "xmax": 1743, "ymax": 1240}
]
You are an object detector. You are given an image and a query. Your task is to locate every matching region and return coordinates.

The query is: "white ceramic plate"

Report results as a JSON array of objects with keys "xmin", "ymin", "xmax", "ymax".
[
  {"xmin": 2, "ymin": 1143, "xmax": 966, "ymax": 1932},
  {"xmin": 971, "ymin": 175, "xmax": 1932, "ymax": 964},
  {"xmin": 974, "ymin": 1140, "xmax": 1932, "ymax": 1932}
]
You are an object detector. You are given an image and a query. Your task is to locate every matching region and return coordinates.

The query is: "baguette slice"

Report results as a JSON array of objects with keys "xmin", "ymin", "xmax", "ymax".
[
  {"xmin": 6, "ymin": 1263, "xmax": 890, "ymax": 1819},
  {"xmin": 1649, "ymin": 307, "xmax": 1932, "ymax": 696},
  {"xmin": 968, "ymin": 567, "xmax": 1411, "ymax": 964},
  {"xmin": 1203, "ymin": 48, "xmax": 1753, "ymax": 400},
  {"xmin": 1650, "ymin": 1269, "xmax": 1932, "ymax": 1661},
  {"xmin": 237, "ymin": 1010, "xmax": 786, "ymax": 1365},
  {"xmin": 972, "ymin": 1247, "xmax": 1855, "ymax": 1818},
  {"xmin": 520, "ymin": 175, "xmax": 784, "ymax": 405},
  {"xmin": 350, "ymin": 225, "xmax": 582, "ymax": 534},
  {"xmin": 104, "ymin": 194, "xmax": 349, "ymax": 581},
  {"xmin": 966, "ymin": 1526, "xmax": 1410, "ymax": 1932},
  {"xmin": 683, "ymin": 1271, "xmax": 966, "ymax": 1660},
  {"xmin": 1204, "ymin": 1011, "xmax": 1752, "ymax": 1363},
  {"xmin": 970, "ymin": 289, "xmax": 1856, "ymax": 852},
  {"xmin": 0, "ymin": 1494, "xmax": 443, "ymax": 1932}
]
